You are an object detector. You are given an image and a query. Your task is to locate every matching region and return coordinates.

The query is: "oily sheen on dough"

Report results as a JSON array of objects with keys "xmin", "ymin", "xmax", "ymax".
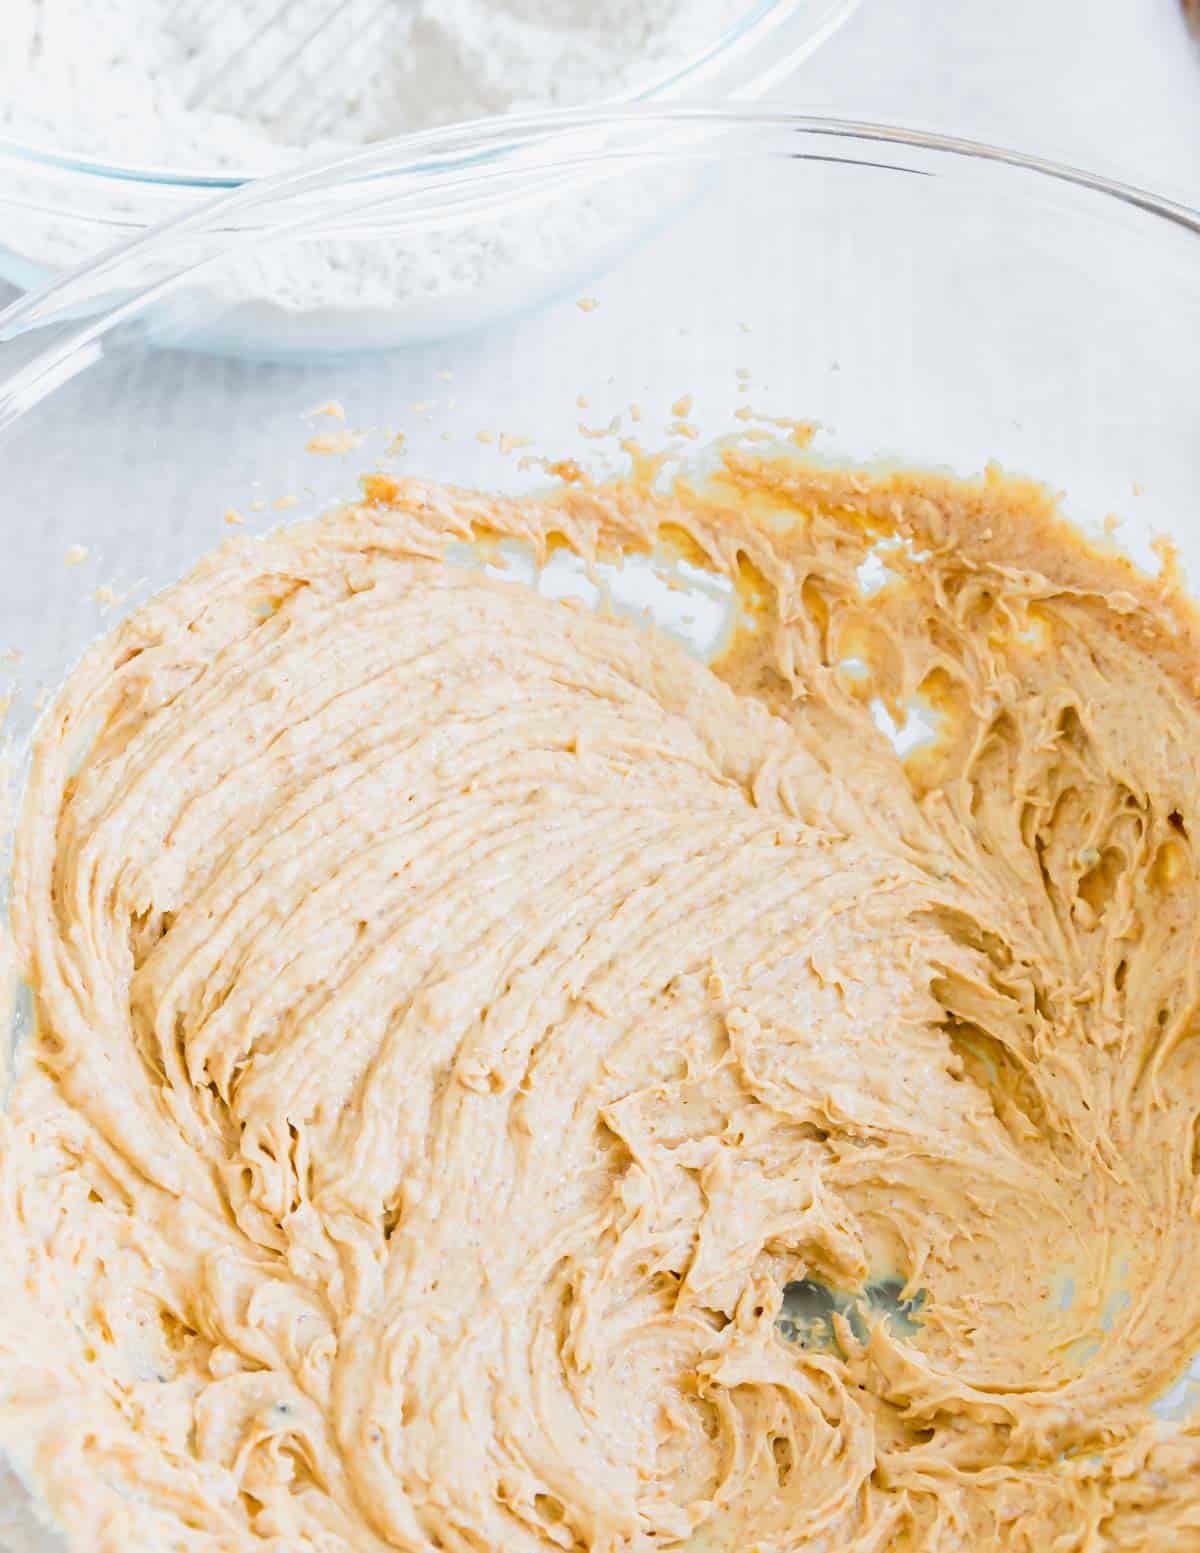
[{"xmin": 1, "ymin": 453, "xmax": 1200, "ymax": 1552}]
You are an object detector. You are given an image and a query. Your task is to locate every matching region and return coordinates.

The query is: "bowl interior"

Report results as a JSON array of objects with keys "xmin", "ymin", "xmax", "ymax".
[{"xmin": 1, "ymin": 112, "xmax": 1199, "ymax": 1544}]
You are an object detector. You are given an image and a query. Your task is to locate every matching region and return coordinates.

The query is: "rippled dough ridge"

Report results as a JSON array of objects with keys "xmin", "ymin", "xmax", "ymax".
[{"xmin": 3, "ymin": 457, "xmax": 1200, "ymax": 1552}]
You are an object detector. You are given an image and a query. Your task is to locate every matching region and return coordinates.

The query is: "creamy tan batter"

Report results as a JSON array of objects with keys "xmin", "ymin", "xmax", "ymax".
[{"xmin": 2, "ymin": 450, "xmax": 1200, "ymax": 1552}]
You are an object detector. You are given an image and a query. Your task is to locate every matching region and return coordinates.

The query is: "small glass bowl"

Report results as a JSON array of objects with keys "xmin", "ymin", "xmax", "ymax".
[{"xmin": 0, "ymin": 0, "xmax": 859, "ymax": 301}]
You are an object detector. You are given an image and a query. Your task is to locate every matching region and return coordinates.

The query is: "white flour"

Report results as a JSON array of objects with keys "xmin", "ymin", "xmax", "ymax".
[
  {"xmin": 0, "ymin": 0, "xmax": 746, "ymax": 326},
  {"xmin": 1, "ymin": 0, "xmax": 745, "ymax": 172}
]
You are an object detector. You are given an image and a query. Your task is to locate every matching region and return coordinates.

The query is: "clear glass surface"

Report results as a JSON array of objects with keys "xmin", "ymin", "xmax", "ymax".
[{"xmin": 0, "ymin": 108, "xmax": 1197, "ymax": 1544}]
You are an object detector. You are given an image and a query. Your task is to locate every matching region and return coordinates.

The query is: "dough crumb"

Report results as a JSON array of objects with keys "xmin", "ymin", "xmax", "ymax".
[{"xmin": 306, "ymin": 430, "xmax": 367, "ymax": 456}]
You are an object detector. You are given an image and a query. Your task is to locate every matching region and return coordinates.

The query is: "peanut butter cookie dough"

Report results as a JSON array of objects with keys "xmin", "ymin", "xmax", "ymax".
[{"xmin": 2, "ymin": 450, "xmax": 1200, "ymax": 1552}]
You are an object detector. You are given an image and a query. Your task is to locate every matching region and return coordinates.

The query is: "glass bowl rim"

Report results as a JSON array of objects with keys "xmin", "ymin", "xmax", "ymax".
[{"xmin": 0, "ymin": 104, "xmax": 1198, "ymax": 435}]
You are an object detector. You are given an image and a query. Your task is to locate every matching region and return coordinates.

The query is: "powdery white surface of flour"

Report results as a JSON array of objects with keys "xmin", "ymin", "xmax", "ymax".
[
  {"xmin": 0, "ymin": 0, "xmax": 745, "ymax": 321},
  {"xmin": 1, "ymin": 0, "xmax": 747, "ymax": 174}
]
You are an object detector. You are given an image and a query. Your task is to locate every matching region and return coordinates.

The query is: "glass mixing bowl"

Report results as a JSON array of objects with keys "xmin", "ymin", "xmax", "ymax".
[
  {"xmin": 0, "ymin": 108, "xmax": 1198, "ymax": 1547},
  {"xmin": 0, "ymin": 0, "xmax": 858, "ymax": 297}
]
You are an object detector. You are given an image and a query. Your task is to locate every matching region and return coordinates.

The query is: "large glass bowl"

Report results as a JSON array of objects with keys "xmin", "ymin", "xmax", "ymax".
[
  {"xmin": 0, "ymin": 0, "xmax": 857, "ymax": 297},
  {"xmin": 0, "ymin": 108, "xmax": 1198, "ymax": 1549}
]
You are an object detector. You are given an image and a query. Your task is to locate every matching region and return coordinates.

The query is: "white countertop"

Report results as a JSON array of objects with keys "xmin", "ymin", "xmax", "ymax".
[{"xmin": 776, "ymin": 0, "xmax": 1200, "ymax": 204}]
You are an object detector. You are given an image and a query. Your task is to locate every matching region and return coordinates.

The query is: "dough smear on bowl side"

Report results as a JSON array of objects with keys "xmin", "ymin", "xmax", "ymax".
[{"xmin": 1, "ymin": 448, "xmax": 1199, "ymax": 1551}]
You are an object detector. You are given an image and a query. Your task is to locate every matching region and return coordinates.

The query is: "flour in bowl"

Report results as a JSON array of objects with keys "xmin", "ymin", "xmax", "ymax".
[
  {"xmin": 0, "ymin": 0, "xmax": 747, "ymax": 321},
  {"xmin": 1, "ymin": 0, "xmax": 747, "ymax": 175}
]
